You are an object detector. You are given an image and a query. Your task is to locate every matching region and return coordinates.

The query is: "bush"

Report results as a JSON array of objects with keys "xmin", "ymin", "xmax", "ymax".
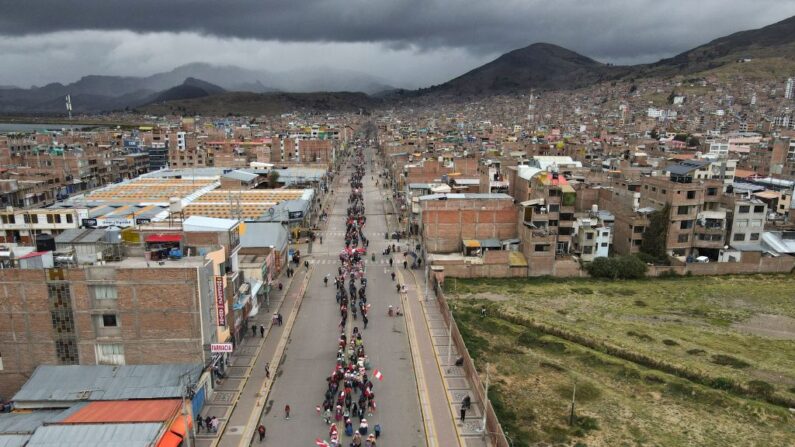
[
  {"xmin": 711, "ymin": 354, "xmax": 750, "ymax": 369},
  {"xmin": 747, "ymin": 380, "xmax": 775, "ymax": 398},
  {"xmin": 585, "ymin": 256, "xmax": 648, "ymax": 279}
]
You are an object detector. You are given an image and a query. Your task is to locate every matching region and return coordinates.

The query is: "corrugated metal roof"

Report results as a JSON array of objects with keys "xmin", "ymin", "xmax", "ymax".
[
  {"xmin": 61, "ymin": 399, "xmax": 181, "ymax": 424},
  {"xmin": 0, "ymin": 410, "xmax": 72, "ymax": 434},
  {"xmin": 13, "ymin": 364, "xmax": 201, "ymax": 405},
  {"xmin": 25, "ymin": 423, "xmax": 162, "ymax": 447},
  {"xmin": 183, "ymin": 215, "xmax": 238, "ymax": 232},
  {"xmin": 418, "ymin": 193, "xmax": 512, "ymax": 201},
  {"xmin": 0, "ymin": 434, "xmax": 30, "ymax": 447}
]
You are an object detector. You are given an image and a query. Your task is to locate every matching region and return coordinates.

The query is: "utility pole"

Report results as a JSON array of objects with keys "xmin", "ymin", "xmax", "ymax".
[
  {"xmin": 181, "ymin": 372, "xmax": 193, "ymax": 447},
  {"xmin": 446, "ymin": 307, "xmax": 453, "ymax": 371},
  {"xmin": 568, "ymin": 381, "xmax": 577, "ymax": 426}
]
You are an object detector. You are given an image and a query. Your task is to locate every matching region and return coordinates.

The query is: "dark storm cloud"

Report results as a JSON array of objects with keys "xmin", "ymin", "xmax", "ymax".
[{"xmin": 3, "ymin": 0, "xmax": 795, "ymax": 61}]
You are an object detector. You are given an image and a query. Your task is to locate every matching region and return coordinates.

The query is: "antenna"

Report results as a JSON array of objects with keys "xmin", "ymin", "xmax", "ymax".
[{"xmin": 65, "ymin": 95, "xmax": 72, "ymax": 120}]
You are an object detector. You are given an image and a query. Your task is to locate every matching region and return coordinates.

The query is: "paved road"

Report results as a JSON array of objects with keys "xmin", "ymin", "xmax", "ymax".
[{"xmin": 256, "ymin": 149, "xmax": 425, "ymax": 446}]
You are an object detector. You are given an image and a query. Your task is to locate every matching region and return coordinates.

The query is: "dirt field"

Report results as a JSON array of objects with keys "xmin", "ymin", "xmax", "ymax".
[{"xmin": 445, "ymin": 275, "xmax": 795, "ymax": 447}]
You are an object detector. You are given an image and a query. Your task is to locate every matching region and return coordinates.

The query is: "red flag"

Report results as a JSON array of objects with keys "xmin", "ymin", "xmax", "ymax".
[
  {"xmin": 315, "ymin": 439, "xmax": 329, "ymax": 447},
  {"xmin": 374, "ymin": 369, "xmax": 383, "ymax": 381}
]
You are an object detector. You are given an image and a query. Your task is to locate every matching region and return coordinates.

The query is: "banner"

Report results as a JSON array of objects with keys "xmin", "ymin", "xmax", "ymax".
[{"xmin": 215, "ymin": 276, "xmax": 226, "ymax": 326}]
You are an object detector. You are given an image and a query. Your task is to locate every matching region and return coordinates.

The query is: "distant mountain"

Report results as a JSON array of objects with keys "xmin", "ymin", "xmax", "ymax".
[
  {"xmin": 139, "ymin": 91, "xmax": 378, "ymax": 116},
  {"xmin": 149, "ymin": 78, "xmax": 225, "ymax": 103},
  {"xmin": 639, "ymin": 15, "xmax": 795, "ymax": 76},
  {"xmin": 0, "ymin": 62, "xmax": 394, "ymax": 114},
  {"xmin": 418, "ymin": 43, "xmax": 628, "ymax": 96},
  {"xmin": 408, "ymin": 15, "xmax": 795, "ymax": 98}
]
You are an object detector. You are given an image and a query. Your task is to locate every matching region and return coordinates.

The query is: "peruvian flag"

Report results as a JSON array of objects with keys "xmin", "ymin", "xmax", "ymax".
[
  {"xmin": 373, "ymin": 369, "xmax": 383, "ymax": 381},
  {"xmin": 315, "ymin": 439, "xmax": 330, "ymax": 447}
]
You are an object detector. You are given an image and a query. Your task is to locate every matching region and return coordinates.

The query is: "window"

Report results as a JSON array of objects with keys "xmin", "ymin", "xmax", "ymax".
[
  {"xmin": 586, "ymin": 233, "xmax": 594, "ymax": 240},
  {"xmin": 548, "ymin": 204, "xmax": 560, "ymax": 212},
  {"xmin": 534, "ymin": 244, "xmax": 550, "ymax": 252},
  {"xmin": 677, "ymin": 234, "xmax": 689, "ymax": 243},
  {"xmin": 687, "ymin": 191, "xmax": 696, "ymax": 199},
  {"xmin": 677, "ymin": 206, "xmax": 689, "ymax": 215},
  {"xmin": 753, "ymin": 205, "xmax": 765, "ymax": 213},
  {"xmin": 680, "ymin": 220, "xmax": 694, "ymax": 229},
  {"xmin": 601, "ymin": 243, "xmax": 608, "ymax": 247},
  {"xmin": 102, "ymin": 314, "xmax": 118, "ymax": 327},
  {"xmin": 750, "ymin": 233, "xmax": 760, "ymax": 241},
  {"xmin": 633, "ymin": 226, "xmax": 645, "ymax": 234},
  {"xmin": 583, "ymin": 246, "xmax": 593, "ymax": 254},
  {"xmin": 733, "ymin": 233, "xmax": 746, "ymax": 242},
  {"xmin": 92, "ymin": 285, "xmax": 118, "ymax": 300},
  {"xmin": 548, "ymin": 220, "xmax": 558, "ymax": 227},
  {"xmin": 602, "ymin": 232, "xmax": 609, "ymax": 237},
  {"xmin": 738, "ymin": 205, "xmax": 750, "ymax": 214},
  {"xmin": 66, "ymin": 214, "xmax": 73, "ymax": 223},
  {"xmin": 96, "ymin": 343, "xmax": 125, "ymax": 365},
  {"xmin": 707, "ymin": 187, "xmax": 718, "ymax": 196}
]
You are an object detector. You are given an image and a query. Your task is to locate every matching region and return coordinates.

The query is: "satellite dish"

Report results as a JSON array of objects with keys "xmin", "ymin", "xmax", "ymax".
[{"xmin": 268, "ymin": 207, "xmax": 275, "ymax": 216}]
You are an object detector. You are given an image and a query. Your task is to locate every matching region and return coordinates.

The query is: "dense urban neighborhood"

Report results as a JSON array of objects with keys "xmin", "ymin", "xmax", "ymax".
[{"xmin": 2, "ymin": 7, "xmax": 795, "ymax": 447}]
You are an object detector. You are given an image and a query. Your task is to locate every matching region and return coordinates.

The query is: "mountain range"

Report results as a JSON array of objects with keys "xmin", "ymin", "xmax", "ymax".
[{"xmin": 3, "ymin": 14, "xmax": 795, "ymax": 115}]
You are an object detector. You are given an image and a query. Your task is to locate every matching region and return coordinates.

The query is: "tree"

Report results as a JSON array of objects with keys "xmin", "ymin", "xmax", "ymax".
[
  {"xmin": 585, "ymin": 256, "xmax": 647, "ymax": 279},
  {"xmin": 268, "ymin": 170, "xmax": 280, "ymax": 188},
  {"xmin": 640, "ymin": 204, "xmax": 670, "ymax": 263}
]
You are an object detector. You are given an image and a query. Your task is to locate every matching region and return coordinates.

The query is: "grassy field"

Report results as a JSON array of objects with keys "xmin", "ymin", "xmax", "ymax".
[{"xmin": 445, "ymin": 275, "xmax": 795, "ymax": 447}]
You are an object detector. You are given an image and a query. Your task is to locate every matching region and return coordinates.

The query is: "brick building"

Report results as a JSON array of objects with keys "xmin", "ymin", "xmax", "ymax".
[{"xmin": 419, "ymin": 193, "xmax": 516, "ymax": 253}]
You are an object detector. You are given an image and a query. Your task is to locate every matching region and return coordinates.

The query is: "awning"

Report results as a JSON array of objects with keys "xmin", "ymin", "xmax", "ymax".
[
  {"xmin": 502, "ymin": 238, "xmax": 521, "ymax": 245},
  {"xmin": 157, "ymin": 431, "xmax": 183, "ymax": 447},
  {"xmin": 145, "ymin": 234, "xmax": 182, "ymax": 243},
  {"xmin": 462, "ymin": 240, "xmax": 480, "ymax": 248},
  {"xmin": 520, "ymin": 198, "xmax": 544, "ymax": 207},
  {"xmin": 168, "ymin": 415, "xmax": 192, "ymax": 437},
  {"xmin": 250, "ymin": 280, "xmax": 264, "ymax": 297},
  {"xmin": 479, "ymin": 239, "xmax": 502, "ymax": 249}
]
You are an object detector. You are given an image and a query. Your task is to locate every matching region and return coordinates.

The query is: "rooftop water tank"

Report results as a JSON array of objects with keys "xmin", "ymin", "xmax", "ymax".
[{"xmin": 35, "ymin": 233, "xmax": 56, "ymax": 252}]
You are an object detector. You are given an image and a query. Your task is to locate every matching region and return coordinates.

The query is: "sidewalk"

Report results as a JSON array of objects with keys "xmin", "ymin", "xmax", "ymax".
[
  {"xmin": 379, "ymin": 159, "xmax": 489, "ymax": 447},
  {"xmin": 194, "ymin": 263, "xmax": 312, "ymax": 447}
]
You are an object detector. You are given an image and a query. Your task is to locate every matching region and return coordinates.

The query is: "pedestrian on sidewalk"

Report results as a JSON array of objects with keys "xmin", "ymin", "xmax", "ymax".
[
  {"xmin": 204, "ymin": 416, "xmax": 212, "ymax": 432},
  {"xmin": 390, "ymin": 271, "xmax": 395, "ymax": 281},
  {"xmin": 257, "ymin": 424, "xmax": 266, "ymax": 442},
  {"xmin": 259, "ymin": 324, "xmax": 265, "ymax": 338},
  {"xmin": 251, "ymin": 324, "xmax": 257, "ymax": 337},
  {"xmin": 362, "ymin": 314, "xmax": 368, "ymax": 329},
  {"xmin": 195, "ymin": 414, "xmax": 204, "ymax": 432},
  {"xmin": 277, "ymin": 313, "xmax": 283, "ymax": 326},
  {"xmin": 265, "ymin": 362, "xmax": 270, "ymax": 379},
  {"xmin": 403, "ymin": 260, "xmax": 408, "ymax": 269},
  {"xmin": 210, "ymin": 416, "xmax": 219, "ymax": 433},
  {"xmin": 284, "ymin": 404, "xmax": 291, "ymax": 419}
]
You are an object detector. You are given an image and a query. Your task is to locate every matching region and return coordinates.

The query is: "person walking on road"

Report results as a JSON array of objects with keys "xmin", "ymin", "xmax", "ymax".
[
  {"xmin": 277, "ymin": 313, "xmax": 283, "ymax": 326},
  {"xmin": 403, "ymin": 260, "xmax": 408, "ymax": 269},
  {"xmin": 265, "ymin": 362, "xmax": 270, "ymax": 379},
  {"xmin": 460, "ymin": 395, "xmax": 471, "ymax": 422},
  {"xmin": 390, "ymin": 271, "xmax": 395, "ymax": 281},
  {"xmin": 257, "ymin": 424, "xmax": 266, "ymax": 442},
  {"xmin": 259, "ymin": 324, "xmax": 265, "ymax": 338},
  {"xmin": 251, "ymin": 324, "xmax": 257, "ymax": 337},
  {"xmin": 284, "ymin": 404, "xmax": 291, "ymax": 419}
]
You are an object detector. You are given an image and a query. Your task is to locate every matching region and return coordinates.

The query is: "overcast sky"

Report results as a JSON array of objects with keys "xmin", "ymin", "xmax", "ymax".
[{"xmin": 2, "ymin": 0, "xmax": 795, "ymax": 89}]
